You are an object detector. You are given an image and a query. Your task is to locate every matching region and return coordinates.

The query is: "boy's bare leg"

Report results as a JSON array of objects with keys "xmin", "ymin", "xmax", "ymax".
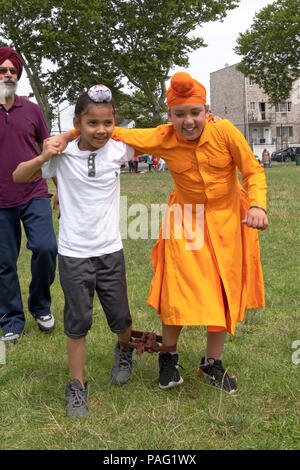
[
  {"xmin": 67, "ymin": 336, "xmax": 86, "ymax": 388},
  {"xmin": 117, "ymin": 325, "xmax": 132, "ymax": 348},
  {"xmin": 206, "ymin": 329, "xmax": 227, "ymax": 359},
  {"xmin": 162, "ymin": 324, "xmax": 183, "ymax": 349},
  {"xmin": 201, "ymin": 329, "xmax": 237, "ymax": 394}
]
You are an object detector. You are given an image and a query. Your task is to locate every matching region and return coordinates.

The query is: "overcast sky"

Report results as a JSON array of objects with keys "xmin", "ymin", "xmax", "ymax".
[{"xmin": 17, "ymin": 0, "xmax": 276, "ymax": 130}]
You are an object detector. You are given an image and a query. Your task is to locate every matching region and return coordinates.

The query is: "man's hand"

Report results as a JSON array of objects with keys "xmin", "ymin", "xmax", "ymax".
[{"xmin": 242, "ymin": 207, "xmax": 268, "ymax": 230}]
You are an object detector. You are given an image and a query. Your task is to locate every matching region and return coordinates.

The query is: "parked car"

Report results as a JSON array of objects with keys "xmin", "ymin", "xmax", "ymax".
[
  {"xmin": 138, "ymin": 154, "xmax": 148, "ymax": 163},
  {"xmin": 271, "ymin": 147, "xmax": 300, "ymax": 162}
]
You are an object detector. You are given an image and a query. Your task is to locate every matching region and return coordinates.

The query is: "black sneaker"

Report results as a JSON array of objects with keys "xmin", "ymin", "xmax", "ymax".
[
  {"xmin": 65, "ymin": 379, "xmax": 88, "ymax": 417},
  {"xmin": 198, "ymin": 357, "xmax": 237, "ymax": 394},
  {"xmin": 158, "ymin": 352, "xmax": 183, "ymax": 389},
  {"xmin": 110, "ymin": 341, "xmax": 133, "ymax": 386}
]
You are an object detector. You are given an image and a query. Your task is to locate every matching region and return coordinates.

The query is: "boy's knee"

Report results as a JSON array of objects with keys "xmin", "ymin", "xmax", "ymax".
[
  {"xmin": 64, "ymin": 314, "xmax": 92, "ymax": 339},
  {"xmin": 65, "ymin": 330, "xmax": 88, "ymax": 340}
]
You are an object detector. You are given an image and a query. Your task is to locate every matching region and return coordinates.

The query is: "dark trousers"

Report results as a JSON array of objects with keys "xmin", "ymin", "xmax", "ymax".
[
  {"xmin": 128, "ymin": 161, "xmax": 134, "ymax": 172},
  {"xmin": 0, "ymin": 198, "xmax": 57, "ymax": 334}
]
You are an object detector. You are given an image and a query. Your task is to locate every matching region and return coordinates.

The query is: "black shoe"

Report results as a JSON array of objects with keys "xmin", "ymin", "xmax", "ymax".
[
  {"xmin": 158, "ymin": 352, "xmax": 183, "ymax": 389},
  {"xmin": 198, "ymin": 357, "xmax": 237, "ymax": 394},
  {"xmin": 65, "ymin": 379, "xmax": 88, "ymax": 417}
]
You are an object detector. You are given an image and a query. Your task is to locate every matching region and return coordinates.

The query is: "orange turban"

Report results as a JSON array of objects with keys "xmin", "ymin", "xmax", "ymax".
[{"xmin": 166, "ymin": 72, "xmax": 206, "ymax": 108}]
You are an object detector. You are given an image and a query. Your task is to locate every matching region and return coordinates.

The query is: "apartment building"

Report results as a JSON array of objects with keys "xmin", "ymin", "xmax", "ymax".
[{"xmin": 210, "ymin": 63, "xmax": 300, "ymax": 156}]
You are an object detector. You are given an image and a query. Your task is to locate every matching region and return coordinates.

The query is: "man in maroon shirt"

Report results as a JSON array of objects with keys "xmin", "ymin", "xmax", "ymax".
[{"xmin": 0, "ymin": 47, "xmax": 57, "ymax": 342}]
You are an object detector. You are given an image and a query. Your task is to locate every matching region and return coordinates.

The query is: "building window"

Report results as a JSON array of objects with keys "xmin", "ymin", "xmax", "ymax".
[
  {"xmin": 224, "ymin": 106, "xmax": 228, "ymax": 114},
  {"xmin": 249, "ymin": 78, "xmax": 255, "ymax": 85},
  {"xmin": 259, "ymin": 102, "xmax": 266, "ymax": 120},
  {"xmin": 276, "ymin": 102, "xmax": 292, "ymax": 112},
  {"xmin": 276, "ymin": 126, "xmax": 293, "ymax": 138},
  {"xmin": 252, "ymin": 128, "xmax": 258, "ymax": 144},
  {"xmin": 250, "ymin": 102, "xmax": 255, "ymax": 110}
]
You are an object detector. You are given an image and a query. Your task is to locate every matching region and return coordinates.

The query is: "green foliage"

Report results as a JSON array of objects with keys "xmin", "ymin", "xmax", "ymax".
[
  {"xmin": 45, "ymin": 0, "xmax": 239, "ymax": 123},
  {"xmin": 0, "ymin": 0, "xmax": 239, "ymax": 130},
  {"xmin": 0, "ymin": 0, "xmax": 57, "ymax": 128},
  {"xmin": 235, "ymin": 0, "xmax": 300, "ymax": 105}
]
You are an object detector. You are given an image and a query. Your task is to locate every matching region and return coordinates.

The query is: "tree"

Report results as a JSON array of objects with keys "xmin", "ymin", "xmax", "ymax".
[
  {"xmin": 235, "ymin": 0, "xmax": 300, "ymax": 105},
  {"xmin": 0, "ymin": 0, "xmax": 56, "ymax": 129},
  {"xmin": 45, "ymin": 0, "xmax": 240, "ymax": 126},
  {"xmin": 0, "ymin": 0, "xmax": 240, "ymax": 130}
]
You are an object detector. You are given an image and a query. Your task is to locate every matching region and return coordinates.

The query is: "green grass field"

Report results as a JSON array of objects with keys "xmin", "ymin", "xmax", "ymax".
[{"xmin": 0, "ymin": 164, "xmax": 299, "ymax": 450}]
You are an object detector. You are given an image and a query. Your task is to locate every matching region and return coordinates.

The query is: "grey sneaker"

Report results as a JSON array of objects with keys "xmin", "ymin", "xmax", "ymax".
[
  {"xmin": 34, "ymin": 313, "xmax": 55, "ymax": 332},
  {"xmin": 1, "ymin": 332, "xmax": 20, "ymax": 343},
  {"xmin": 110, "ymin": 341, "xmax": 133, "ymax": 386},
  {"xmin": 65, "ymin": 379, "xmax": 88, "ymax": 417}
]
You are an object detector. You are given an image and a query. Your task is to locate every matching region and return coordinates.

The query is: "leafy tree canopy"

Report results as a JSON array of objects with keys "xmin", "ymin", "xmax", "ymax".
[
  {"xmin": 0, "ymin": 0, "xmax": 240, "ymax": 129},
  {"xmin": 235, "ymin": 0, "xmax": 300, "ymax": 105}
]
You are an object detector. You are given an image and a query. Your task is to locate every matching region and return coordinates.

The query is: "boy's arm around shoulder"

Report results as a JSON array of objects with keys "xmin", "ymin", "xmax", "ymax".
[
  {"xmin": 13, "ymin": 138, "xmax": 60, "ymax": 183},
  {"xmin": 112, "ymin": 124, "xmax": 173, "ymax": 156}
]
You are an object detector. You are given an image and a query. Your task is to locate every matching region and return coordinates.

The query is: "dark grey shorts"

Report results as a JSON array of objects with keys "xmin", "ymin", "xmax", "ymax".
[{"xmin": 58, "ymin": 249, "xmax": 132, "ymax": 338}]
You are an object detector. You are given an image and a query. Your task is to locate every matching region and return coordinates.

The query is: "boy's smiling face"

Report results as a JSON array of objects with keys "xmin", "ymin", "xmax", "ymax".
[
  {"xmin": 168, "ymin": 103, "xmax": 208, "ymax": 141},
  {"xmin": 73, "ymin": 103, "xmax": 115, "ymax": 151}
]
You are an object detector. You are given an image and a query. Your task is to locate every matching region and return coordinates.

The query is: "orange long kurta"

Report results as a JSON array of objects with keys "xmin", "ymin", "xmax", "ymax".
[{"xmin": 112, "ymin": 119, "xmax": 267, "ymax": 336}]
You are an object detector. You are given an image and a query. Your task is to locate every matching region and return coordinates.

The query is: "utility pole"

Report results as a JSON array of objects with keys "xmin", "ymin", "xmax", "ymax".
[{"xmin": 57, "ymin": 105, "xmax": 62, "ymax": 134}]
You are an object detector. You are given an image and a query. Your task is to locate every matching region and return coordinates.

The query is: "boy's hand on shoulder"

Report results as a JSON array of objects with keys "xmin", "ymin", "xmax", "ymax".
[
  {"xmin": 206, "ymin": 111, "xmax": 222, "ymax": 123},
  {"xmin": 41, "ymin": 138, "xmax": 61, "ymax": 162},
  {"xmin": 46, "ymin": 131, "xmax": 73, "ymax": 154}
]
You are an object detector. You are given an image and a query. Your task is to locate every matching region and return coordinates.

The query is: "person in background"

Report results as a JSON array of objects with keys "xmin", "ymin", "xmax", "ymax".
[
  {"xmin": 158, "ymin": 158, "xmax": 166, "ymax": 172},
  {"xmin": 152, "ymin": 156, "xmax": 158, "ymax": 171},
  {"xmin": 128, "ymin": 158, "xmax": 134, "ymax": 173},
  {"xmin": 0, "ymin": 46, "xmax": 57, "ymax": 343},
  {"xmin": 262, "ymin": 149, "xmax": 271, "ymax": 168},
  {"xmin": 147, "ymin": 154, "xmax": 153, "ymax": 172},
  {"xmin": 132, "ymin": 154, "xmax": 139, "ymax": 173}
]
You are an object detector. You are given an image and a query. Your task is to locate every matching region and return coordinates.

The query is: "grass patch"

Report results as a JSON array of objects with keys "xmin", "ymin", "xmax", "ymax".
[{"xmin": 0, "ymin": 165, "xmax": 299, "ymax": 450}]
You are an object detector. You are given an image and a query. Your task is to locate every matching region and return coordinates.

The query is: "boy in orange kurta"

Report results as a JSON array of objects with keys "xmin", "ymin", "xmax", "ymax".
[{"xmin": 53, "ymin": 72, "xmax": 268, "ymax": 394}]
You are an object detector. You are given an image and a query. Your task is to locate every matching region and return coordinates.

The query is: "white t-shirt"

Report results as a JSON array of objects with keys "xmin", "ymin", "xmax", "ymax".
[{"xmin": 42, "ymin": 138, "xmax": 134, "ymax": 257}]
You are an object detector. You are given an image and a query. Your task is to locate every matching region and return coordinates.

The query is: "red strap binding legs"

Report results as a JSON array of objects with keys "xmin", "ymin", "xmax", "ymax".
[{"xmin": 127, "ymin": 330, "xmax": 176, "ymax": 355}]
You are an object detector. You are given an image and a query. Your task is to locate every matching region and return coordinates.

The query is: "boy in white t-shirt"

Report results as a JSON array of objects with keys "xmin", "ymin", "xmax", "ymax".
[{"xmin": 13, "ymin": 85, "xmax": 136, "ymax": 417}]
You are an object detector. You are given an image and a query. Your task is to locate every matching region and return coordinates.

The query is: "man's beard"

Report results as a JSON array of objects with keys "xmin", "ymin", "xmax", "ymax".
[{"xmin": 0, "ymin": 78, "xmax": 18, "ymax": 104}]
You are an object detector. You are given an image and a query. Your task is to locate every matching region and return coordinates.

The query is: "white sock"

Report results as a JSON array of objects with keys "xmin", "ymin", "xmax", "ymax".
[{"xmin": 204, "ymin": 356, "xmax": 214, "ymax": 365}]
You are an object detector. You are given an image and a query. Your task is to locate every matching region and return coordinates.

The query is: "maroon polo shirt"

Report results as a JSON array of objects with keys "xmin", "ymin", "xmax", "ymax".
[{"xmin": 0, "ymin": 95, "xmax": 51, "ymax": 208}]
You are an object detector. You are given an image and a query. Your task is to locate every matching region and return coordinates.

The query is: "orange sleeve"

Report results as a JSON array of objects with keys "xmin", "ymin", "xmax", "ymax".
[
  {"xmin": 70, "ymin": 128, "xmax": 80, "ymax": 139},
  {"xmin": 220, "ymin": 120, "xmax": 267, "ymax": 210},
  {"xmin": 112, "ymin": 125, "xmax": 173, "ymax": 157}
]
